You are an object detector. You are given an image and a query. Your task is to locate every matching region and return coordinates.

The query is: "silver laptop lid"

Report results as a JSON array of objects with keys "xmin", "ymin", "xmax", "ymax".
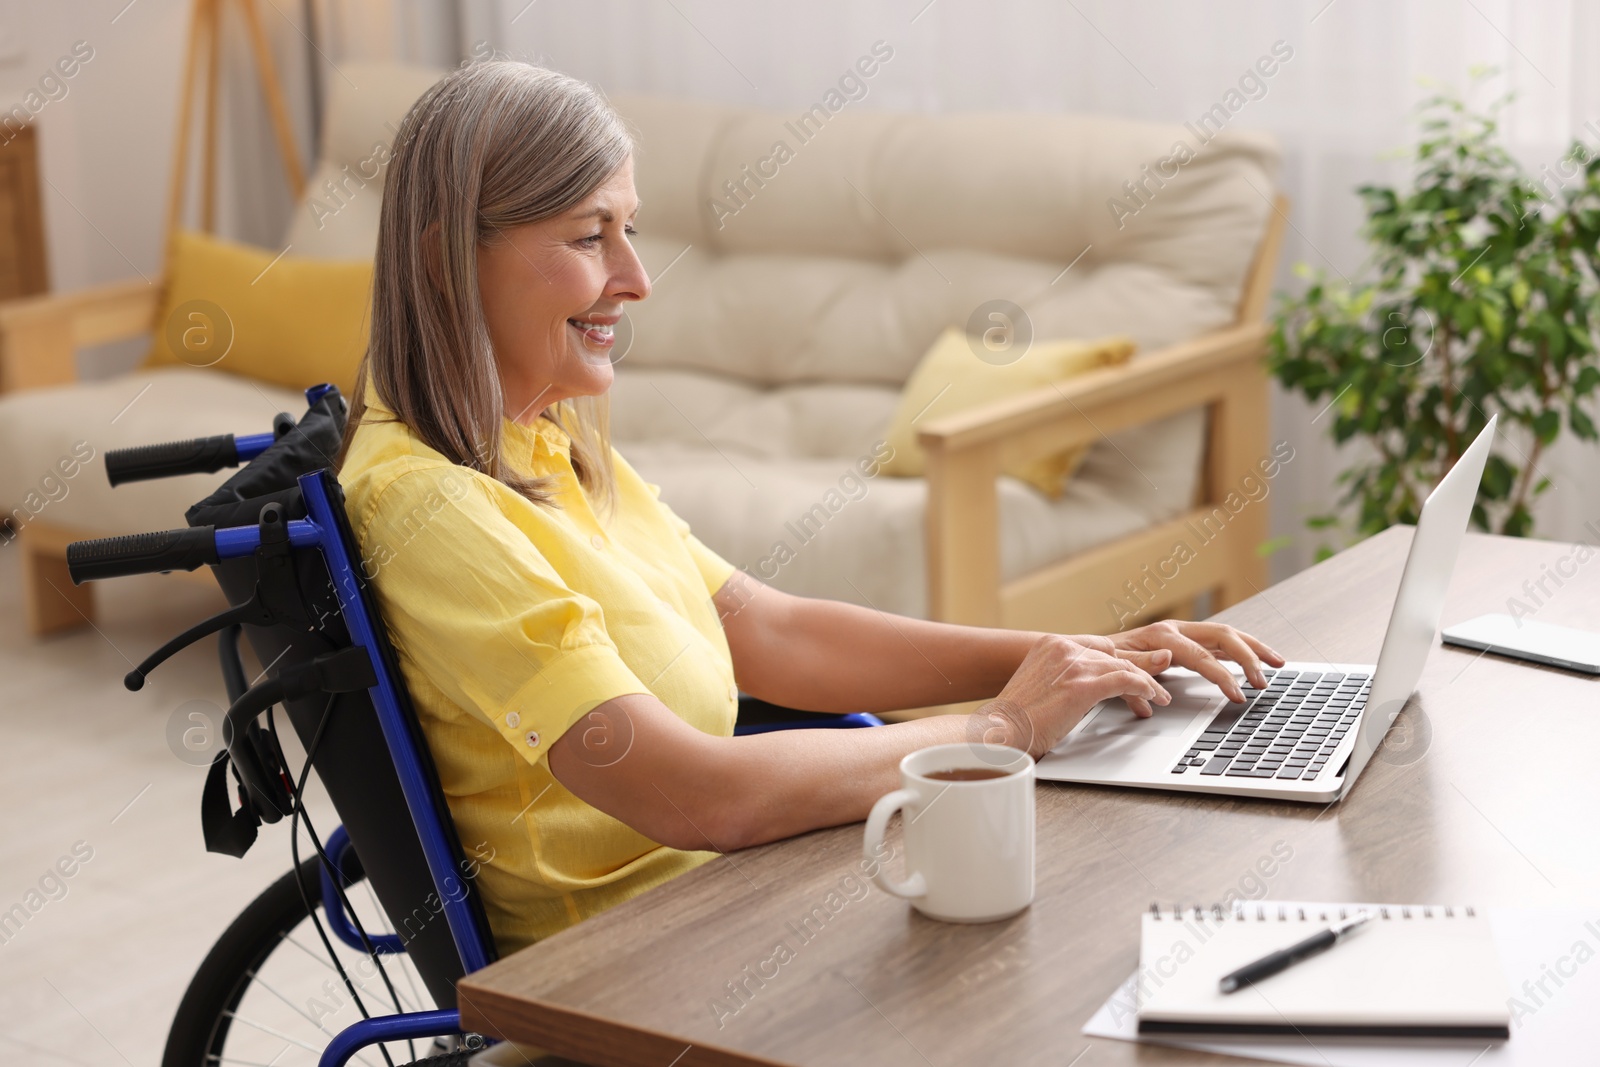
[{"xmin": 1341, "ymin": 415, "xmax": 1498, "ymax": 790}]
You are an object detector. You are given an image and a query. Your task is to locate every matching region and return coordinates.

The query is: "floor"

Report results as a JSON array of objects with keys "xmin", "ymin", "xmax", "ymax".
[{"xmin": 0, "ymin": 549, "xmax": 342, "ymax": 1065}]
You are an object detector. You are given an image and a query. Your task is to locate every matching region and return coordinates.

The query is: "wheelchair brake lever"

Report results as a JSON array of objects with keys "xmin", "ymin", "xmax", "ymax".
[{"xmin": 124, "ymin": 502, "xmax": 313, "ymax": 692}]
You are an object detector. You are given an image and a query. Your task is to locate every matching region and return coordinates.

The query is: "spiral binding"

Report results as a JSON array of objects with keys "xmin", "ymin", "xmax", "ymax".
[{"xmin": 1146, "ymin": 902, "xmax": 1478, "ymax": 921}]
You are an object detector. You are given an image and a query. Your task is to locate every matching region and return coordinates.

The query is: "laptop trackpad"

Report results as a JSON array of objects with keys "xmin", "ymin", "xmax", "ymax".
[
  {"xmin": 1037, "ymin": 671, "xmax": 1226, "ymax": 777},
  {"xmin": 1079, "ymin": 701, "xmax": 1199, "ymax": 738}
]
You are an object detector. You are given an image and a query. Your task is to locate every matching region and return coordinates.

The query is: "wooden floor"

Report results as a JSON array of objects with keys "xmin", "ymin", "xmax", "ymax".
[{"xmin": 0, "ymin": 548, "xmax": 338, "ymax": 1065}]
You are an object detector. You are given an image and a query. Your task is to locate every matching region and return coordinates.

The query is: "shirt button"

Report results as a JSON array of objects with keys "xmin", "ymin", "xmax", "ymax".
[
  {"xmin": 506, "ymin": 711, "xmax": 521, "ymax": 728},
  {"xmin": 728, "ymin": 684, "xmax": 738, "ymax": 700},
  {"xmin": 525, "ymin": 730, "xmax": 541, "ymax": 749},
  {"xmin": 591, "ymin": 534, "xmax": 604, "ymax": 549}
]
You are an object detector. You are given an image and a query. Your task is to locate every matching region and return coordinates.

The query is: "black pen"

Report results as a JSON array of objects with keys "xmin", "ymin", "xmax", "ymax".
[{"xmin": 1219, "ymin": 912, "xmax": 1371, "ymax": 994}]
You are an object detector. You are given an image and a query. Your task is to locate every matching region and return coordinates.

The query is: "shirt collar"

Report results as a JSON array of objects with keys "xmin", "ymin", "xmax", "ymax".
[
  {"xmin": 507, "ymin": 411, "xmax": 572, "ymax": 463},
  {"xmin": 361, "ymin": 382, "xmax": 571, "ymax": 465}
]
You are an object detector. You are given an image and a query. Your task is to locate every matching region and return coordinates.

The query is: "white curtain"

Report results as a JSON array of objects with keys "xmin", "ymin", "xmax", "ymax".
[{"xmin": 489, "ymin": 0, "xmax": 1600, "ymax": 579}]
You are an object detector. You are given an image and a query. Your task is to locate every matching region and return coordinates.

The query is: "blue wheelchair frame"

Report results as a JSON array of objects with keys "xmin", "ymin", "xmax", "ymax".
[{"xmin": 98, "ymin": 386, "xmax": 882, "ymax": 1066}]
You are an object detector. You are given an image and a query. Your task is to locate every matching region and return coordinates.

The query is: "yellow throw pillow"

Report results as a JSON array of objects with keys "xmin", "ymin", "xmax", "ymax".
[
  {"xmin": 881, "ymin": 327, "xmax": 1135, "ymax": 498},
  {"xmin": 144, "ymin": 229, "xmax": 373, "ymax": 396}
]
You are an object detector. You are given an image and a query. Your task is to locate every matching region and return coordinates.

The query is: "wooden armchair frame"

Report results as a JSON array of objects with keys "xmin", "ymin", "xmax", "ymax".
[
  {"xmin": 919, "ymin": 195, "xmax": 1289, "ymax": 635},
  {"xmin": 0, "ymin": 0, "xmax": 305, "ymax": 633},
  {"xmin": 1, "ymin": 280, "xmax": 169, "ymax": 633}
]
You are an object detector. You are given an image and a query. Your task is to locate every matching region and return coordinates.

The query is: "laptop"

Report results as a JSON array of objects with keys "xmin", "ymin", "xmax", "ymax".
[{"xmin": 1034, "ymin": 415, "xmax": 1497, "ymax": 803}]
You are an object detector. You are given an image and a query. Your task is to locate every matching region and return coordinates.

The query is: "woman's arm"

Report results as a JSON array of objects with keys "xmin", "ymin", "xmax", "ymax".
[
  {"xmin": 715, "ymin": 569, "xmax": 1044, "ymax": 714},
  {"xmin": 550, "ymin": 573, "xmax": 1284, "ymax": 852},
  {"xmin": 549, "ymin": 632, "xmax": 1170, "ymax": 852},
  {"xmin": 717, "ymin": 570, "xmax": 1283, "ymax": 715}
]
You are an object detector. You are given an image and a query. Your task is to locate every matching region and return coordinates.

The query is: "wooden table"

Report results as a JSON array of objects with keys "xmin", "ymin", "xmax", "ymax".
[{"xmin": 459, "ymin": 528, "xmax": 1600, "ymax": 1065}]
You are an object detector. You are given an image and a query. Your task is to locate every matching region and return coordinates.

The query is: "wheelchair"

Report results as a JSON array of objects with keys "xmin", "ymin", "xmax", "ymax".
[{"xmin": 65, "ymin": 383, "xmax": 883, "ymax": 1067}]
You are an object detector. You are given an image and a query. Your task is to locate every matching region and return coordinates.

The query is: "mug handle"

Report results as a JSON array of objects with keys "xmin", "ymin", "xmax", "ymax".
[{"xmin": 863, "ymin": 788, "xmax": 928, "ymax": 899}]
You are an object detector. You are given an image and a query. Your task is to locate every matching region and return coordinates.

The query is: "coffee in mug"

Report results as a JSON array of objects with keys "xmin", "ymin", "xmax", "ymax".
[
  {"xmin": 925, "ymin": 767, "xmax": 1010, "ymax": 782},
  {"xmin": 862, "ymin": 743, "xmax": 1034, "ymax": 923}
]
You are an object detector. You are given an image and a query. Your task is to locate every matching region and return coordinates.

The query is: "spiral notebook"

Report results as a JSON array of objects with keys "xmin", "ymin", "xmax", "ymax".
[{"xmin": 1137, "ymin": 903, "xmax": 1511, "ymax": 1040}]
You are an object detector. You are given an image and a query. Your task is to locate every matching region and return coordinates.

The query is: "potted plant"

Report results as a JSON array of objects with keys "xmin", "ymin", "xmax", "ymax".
[{"xmin": 1270, "ymin": 80, "xmax": 1600, "ymax": 556}]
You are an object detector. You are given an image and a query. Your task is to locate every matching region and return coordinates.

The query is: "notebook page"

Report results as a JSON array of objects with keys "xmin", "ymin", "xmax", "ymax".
[{"xmin": 1138, "ymin": 905, "xmax": 1509, "ymax": 1031}]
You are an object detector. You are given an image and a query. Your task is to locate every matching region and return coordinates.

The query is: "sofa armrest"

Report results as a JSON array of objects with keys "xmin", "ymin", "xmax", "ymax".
[
  {"xmin": 0, "ymin": 278, "xmax": 162, "ymax": 393},
  {"xmin": 916, "ymin": 322, "xmax": 1271, "ymax": 626}
]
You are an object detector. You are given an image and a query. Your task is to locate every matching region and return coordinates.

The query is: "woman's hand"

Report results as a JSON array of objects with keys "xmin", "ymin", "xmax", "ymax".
[
  {"xmin": 1086, "ymin": 620, "xmax": 1287, "ymax": 704},
  {"xmin": 978, "ymin": 634, "xmax": 1175, "ymax": 760}
]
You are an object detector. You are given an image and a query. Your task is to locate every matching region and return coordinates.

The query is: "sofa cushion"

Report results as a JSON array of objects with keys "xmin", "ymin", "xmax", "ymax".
[
  {"xmin": 143, "ymin": 231, "xmax": 372, "ymax": 396},
  {"xmin": 879, "ymin": 328, "xmax": 1135, "ymax": 497},
  {"xmin": 283, "ymin": 61, "xmax": 446, "ymax": 261},
  {"xmin": 611, "ymin": 94, "xmax": 1276, "ymax": 552},
  {"xmin": 607, "ymin": 366, "xmax": 1192, "ymax": 619},
  {"xmin": 0, "ymin": 369, "xmax": 305, "ymax": 537},
  {"xmin": 617, "ymin": 235, "xmax": 1222, "ymax": 538},
  {"xmin": 616, "ymin": 436, "xmax": 1181, "ymax": 621},
  {"xmin": 616, "ymin": 92, "xmax": 1277, "ymax": 385},
  {"xmin": 608, "ymin": 366, "xmax": 900, "ymax": 462},
  {"xmin": 669, "ymin": 100, "xmax": 1270, "ymax": 284}
]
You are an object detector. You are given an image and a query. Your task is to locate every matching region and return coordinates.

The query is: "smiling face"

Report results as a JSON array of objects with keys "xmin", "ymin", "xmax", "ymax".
[{"xmin": 476, "ymin": 156, "xmax": 651, "ymax": 424}]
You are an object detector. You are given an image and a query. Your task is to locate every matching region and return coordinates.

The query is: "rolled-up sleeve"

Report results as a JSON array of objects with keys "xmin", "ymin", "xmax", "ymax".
[{"xmin": 354, "ymin": 466, "xmax": 651, "ymax": 763}]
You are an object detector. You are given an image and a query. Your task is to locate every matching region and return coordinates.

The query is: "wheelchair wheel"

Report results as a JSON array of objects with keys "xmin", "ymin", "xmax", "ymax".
[{"xmin": 162, "ymin": 858, "xmax": 460, "ymax": 1067}]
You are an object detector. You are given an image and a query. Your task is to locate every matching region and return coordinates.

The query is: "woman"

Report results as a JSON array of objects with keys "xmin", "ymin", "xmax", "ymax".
[{"xmin": 338, "ymin": 61, "xmax": 1283, "ymax": 955}]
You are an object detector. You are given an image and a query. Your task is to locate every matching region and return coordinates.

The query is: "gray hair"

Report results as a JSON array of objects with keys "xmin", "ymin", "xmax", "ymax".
[{"xmin": 340, "ymin": 61, "xmax": 632, "ymax": 512}]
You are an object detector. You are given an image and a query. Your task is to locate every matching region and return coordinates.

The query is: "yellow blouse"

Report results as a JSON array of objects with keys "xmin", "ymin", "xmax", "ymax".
[{"xmin": 339, "ymin": 393, "xmax": 737, "ymax": 954}]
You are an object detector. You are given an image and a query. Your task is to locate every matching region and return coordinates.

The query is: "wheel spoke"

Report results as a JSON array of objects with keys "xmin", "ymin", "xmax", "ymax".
[
  {"xmin": 240, "ymin": 969, "xmax": 344, "ymax": 1041},
  {"xmin": 183, "ymin": 864, "xmax": 421, "ymax": 1067},
  {"xmin": 234, "ymin": 974, "xmax": 384, "ymax": 1067},
  {"xmin": 219, "ymin": 1012, "xmax": 324, "ymax": 1054},
  {"xmin": 362, "ymin": 881, "xmax": 427, "ymax": 1013},
  {"xmin": 281, "ymin": 933, "xmax": 421, "ymax": 1016}
]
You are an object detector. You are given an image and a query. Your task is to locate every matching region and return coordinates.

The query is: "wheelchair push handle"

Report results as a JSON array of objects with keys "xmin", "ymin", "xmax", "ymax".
[
  {"xmin": 66, "ymin": 526, "xmax": 219, "ymax": 584},
  {"xmin": 105, "ymin": 435, "xmax": 239, "ymax": 486},
  {"xmin": 104, "ymin": 427, "xmax": 283, "ymax": 487}
]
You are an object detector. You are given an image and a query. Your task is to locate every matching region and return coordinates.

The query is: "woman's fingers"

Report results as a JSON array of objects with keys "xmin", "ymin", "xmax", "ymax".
[
  {"xmin": 1115, "ymin": 647, "xmax": 1172, "ymax": 676},
  {"xmin": 1184, "ymin": 622, "xmax": 1271, "ymax": 690},
  {"xmin": 1185, "ymin": 632, "xmax": 1257, "ymax": 695},
  {"xmin": 1014, "ymin": 623, "xmax": 1286, "ymax": 756},
  {"xmin": 1151, "ymin": 630, "xmax": 1245, "ymax": 702},
  {"xmin": 1118, "ymin": 621, "xmax": 1286, "ymax": 697},
  {"xmin": 1110, "ymin": 647, "xmax": 1174, "ymax": 711},
  {"xmin": 1088, "ymin": 667, "xmax": 1165, "ymax": 712},
  {"xmin": 1098, "ymin": 649, "xmax": 1170, "ymax": 705},
  {"xmin": 1240, "ymin": 629, "xmax": 1287, "ymax": 667},
  {"xmin": 1187, "ymin": 622, "xmax": 1284, "ymax": 667},
  {"xmin": 1000, "ymin": 635, "xmax": 1176, "ymax": 753}
]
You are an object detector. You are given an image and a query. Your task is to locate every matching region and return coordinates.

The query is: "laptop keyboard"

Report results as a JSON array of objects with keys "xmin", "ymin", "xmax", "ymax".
[{"xmin": 1169, "ymin": 670, "xmax": 1371, "ymax": 782}]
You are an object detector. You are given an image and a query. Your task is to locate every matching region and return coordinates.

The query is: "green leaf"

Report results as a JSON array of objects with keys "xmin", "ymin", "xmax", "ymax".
[
  {"xmin": 1255, "ymin": 535, "xmax": 1294, "ymax": 558},
  {"xmin": 1571, "ymin": 403, "xmax": 1598, "ymax": 440},
  {"xmin": 1266, "ymin": 80, "xmax": 1600, "ymax": 546},
  {"xmin": 1480, "ymin": 302, "xmax": 1504, "ymax": 341},
  {"xmin": 1481, "ymin": 453, "xmax": 1515, "ymax": 498}
]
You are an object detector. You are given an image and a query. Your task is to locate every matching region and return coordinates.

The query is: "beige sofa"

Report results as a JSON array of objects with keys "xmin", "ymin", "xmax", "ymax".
[{"xmin": 0, "ymin": 62, "xmax": 1283, "ymax": 640}]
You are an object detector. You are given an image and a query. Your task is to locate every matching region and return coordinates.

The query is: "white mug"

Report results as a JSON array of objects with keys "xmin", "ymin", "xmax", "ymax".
[{"xmin": 862, "ymin": 743, "xmax": 1035, "ymax": 923}]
